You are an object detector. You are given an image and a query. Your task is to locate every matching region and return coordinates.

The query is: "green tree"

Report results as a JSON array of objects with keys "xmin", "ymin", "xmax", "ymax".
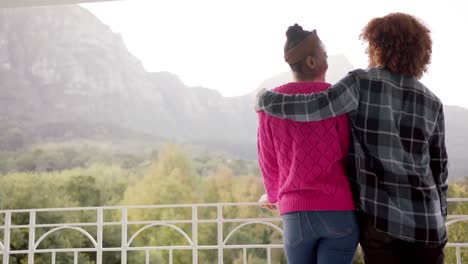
[{"xmin": 121, "ymin": 143, "xmax": 201, "ymax": 263}]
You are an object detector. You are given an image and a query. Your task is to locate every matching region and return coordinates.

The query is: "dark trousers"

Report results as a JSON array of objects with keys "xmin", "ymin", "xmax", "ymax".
[{"xmin": 359, "ymin": 216, "xmax": 446, "ymax": 264}]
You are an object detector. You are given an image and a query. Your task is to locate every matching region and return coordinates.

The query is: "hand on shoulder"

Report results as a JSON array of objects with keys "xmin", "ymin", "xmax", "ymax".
[{"xmin": 254, "ymin": 88, "xmax": 268, "ymax": 112}]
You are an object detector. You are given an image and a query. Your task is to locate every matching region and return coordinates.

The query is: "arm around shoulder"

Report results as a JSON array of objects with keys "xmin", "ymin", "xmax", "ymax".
[{"xmin": 256, "ymin": 73, "xmax": 360, "ymax": 122}]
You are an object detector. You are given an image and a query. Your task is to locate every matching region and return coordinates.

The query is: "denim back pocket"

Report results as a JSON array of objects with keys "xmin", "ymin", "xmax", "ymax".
[
  {"xmin": 315, "ymin": 211, "xmax": 356, "ymax": 239},
  {"xmin": 282, "ymin": 212, "xmax": 304, "ymax": 247}
]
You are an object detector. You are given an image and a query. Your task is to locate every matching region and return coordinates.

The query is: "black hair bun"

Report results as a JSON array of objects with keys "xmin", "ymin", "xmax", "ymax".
[{"xmin": 286, "ymin": 23, "xmax": 307, "ymax": 42}]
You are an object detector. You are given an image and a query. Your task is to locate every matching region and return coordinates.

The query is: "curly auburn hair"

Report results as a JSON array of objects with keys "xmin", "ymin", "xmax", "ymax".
[{"xmin": 360, "ymin": 13, "xmax": 432, "ymax": 79}]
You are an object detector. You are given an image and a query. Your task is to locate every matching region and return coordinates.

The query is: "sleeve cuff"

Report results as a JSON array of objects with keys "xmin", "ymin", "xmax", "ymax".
[{"xmin": 267, "ymin": 194, "xmax": 278, "ymax": 204}]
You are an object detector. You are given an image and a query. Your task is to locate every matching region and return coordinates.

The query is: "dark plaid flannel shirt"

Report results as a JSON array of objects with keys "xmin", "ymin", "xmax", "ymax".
[{"xmin": 256, "ymin": 67, "xmax": 448, "ymax": 245}]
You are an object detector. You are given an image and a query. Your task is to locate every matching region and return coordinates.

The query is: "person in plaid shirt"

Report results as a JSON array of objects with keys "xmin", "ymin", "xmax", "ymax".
[{"xmin": 256, "ymin": 13, "xmax": 448, "ymax": 264}]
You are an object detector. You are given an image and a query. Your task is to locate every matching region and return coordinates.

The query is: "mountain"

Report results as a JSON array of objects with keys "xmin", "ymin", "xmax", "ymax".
[
  {"xmin": 0, "ymin": 6, "xmax": 257, "ymax": 156},
  {"xmin": 0, "ymin": 5, "xmax": 467, "ymax": 180}
]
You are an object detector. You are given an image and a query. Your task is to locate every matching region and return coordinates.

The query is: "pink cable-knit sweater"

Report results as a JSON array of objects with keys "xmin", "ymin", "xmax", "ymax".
[{"xmin": 257, "ymin": 81, "xmax": 355, "ymax": 215}]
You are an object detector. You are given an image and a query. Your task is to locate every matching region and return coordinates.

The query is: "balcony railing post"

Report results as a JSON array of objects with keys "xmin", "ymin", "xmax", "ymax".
[
  {"xmin": 2, "ymin": 211, "xmax": 11, "ymax": 264},
  {"xmin": 243, "ymin": 248, "xmax": 247, "ymax": 264},
  {"xmin": 28, "ymin": 211, "xmax": 36, "ymax": 264},
  {"xmin": 97, "ymin": 208, "xmax": 103, "ymax": 264},
  {"xmin": 267, "ymin": 247, "xmax": 271, "ymax": 264},
  {"xmin": 121, "ymin": 208, "xmax": 128, "ymax": 264},
  {"xmin": 217, "ymin": 205, "xmax": 223, "ymax": 264},
  {"xmin": 192, "ymin": 206, "xmax": 198, "ymax": 264}
]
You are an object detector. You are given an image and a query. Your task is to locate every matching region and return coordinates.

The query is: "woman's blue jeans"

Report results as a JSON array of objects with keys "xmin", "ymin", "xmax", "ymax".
[{"xmin": 282, "ymin": 211, "xmax": 359, "ymax": 264}]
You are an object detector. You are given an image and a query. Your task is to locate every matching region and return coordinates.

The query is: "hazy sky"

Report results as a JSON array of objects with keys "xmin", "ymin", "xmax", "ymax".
[{"xmin": 83, "ymin": 0, "xmax": 468, "ymax": 108}]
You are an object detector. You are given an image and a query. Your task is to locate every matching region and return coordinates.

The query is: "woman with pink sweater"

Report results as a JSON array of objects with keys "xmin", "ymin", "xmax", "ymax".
[{"xmin": 257, "ymin": 24, "xmax": 359, "ymax": 263}]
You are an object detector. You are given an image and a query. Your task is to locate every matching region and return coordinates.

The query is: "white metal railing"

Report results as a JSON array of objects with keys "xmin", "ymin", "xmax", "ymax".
[{"xmin": 0, "ymin": 199, "xmax": 466, "ymax": 264}]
